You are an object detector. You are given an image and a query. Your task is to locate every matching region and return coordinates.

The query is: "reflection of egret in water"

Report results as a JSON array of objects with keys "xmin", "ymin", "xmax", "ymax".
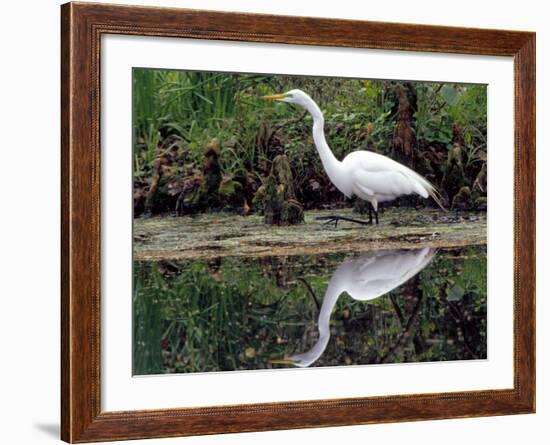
[{"xmin": 271, "ymin": 247, "xmax": 437, "ymax": 368}]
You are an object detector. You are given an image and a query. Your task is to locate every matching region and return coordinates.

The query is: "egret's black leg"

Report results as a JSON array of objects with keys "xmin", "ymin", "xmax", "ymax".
[
  {"xmin": 316, "ymin": 215, "xmax": 372, "ymax": 227},
  {"xmin": 297, "ymin": 278, "xmax": 320, "ymax": 311},
  {"xmin": 368, "ymin": 207, "xmax": 373, "ymax": 225},
  {"xmin": 370, "ymin": 202, "xmax": 379, "ymax": 225}
]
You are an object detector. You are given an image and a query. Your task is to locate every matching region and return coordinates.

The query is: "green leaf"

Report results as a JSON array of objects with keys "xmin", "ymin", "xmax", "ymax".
[
  {"xmin": 441, "ymin": 85, "xmax": 459, "ymax": 106},
  {"xmin": 447, "ymin": 284, "xmax": 465, "ymax": 301}
]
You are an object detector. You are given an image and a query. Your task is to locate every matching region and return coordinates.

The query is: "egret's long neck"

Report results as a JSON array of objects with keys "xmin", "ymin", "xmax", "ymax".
[
  {"xmin": 294, "ymin": 280, "xmax": 344, "ymax": 367},
  {"xmin": 317, "ymin": 281, "xmax": 342, "ymax": 340},
  {"xmin": 304, "ymin": 100, "xmax": 349, "ymax": 197}
]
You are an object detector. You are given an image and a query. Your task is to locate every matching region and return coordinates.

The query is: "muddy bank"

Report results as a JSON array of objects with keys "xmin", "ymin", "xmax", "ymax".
[{"xmin": 134, "ymin": 208, "xmax": 486, "ymax": 261}]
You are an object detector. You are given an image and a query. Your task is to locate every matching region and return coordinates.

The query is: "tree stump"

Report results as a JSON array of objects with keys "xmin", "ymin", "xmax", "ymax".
[
  {"xmin": 441, "ymin": 143, "xmax": 466, "ymax": 206},
  {"xmin": 452, "ymin": 186, "xmax": 474, "ymax": 210},
  {"xmin": 191, "ymin": 138, "xmax": 222, "ymax": 210},
  {"xmin": 258, "ymin": 154, "xmax": 304, "ymax": 226},
  {"xmin": 391, "ymin": 83, "xmax": 417, "ymax": 167},
  {"xmin": 218, "ymin": 176, "xmax": 245, "ymax": 211}
]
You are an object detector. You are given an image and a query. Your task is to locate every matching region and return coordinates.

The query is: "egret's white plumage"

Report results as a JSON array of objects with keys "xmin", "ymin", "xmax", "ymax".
[
  {"xmin": 263, "ymin": 89, "xmax": 444, "ymax": 216},
  {"xmin": 274, "ymin": 248, "xmax": 437, "ymax": 368}
]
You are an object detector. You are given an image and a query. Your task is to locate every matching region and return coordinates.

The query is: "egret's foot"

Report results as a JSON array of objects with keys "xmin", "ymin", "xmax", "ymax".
[
  {"xmin": 315, "ymin": 215, "xmax": 373, "ymax": 228},
  {"xmin": 316, "ymin": 216, "xmax": 340, "ymax": 228}
]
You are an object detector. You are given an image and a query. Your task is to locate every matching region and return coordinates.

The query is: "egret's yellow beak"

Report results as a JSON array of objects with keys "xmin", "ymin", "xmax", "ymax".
[
  {"xmin": 269, "ymin": 358, "xmax": 295, "ymax": 365},
  {"xmin": 261, "ymin": 93, "xmax": 287, "ymax": 101}
]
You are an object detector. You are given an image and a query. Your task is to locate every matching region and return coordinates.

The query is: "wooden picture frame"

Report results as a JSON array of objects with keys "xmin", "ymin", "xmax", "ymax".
[{"xmin": 61, "ymin": 2, "xmax": 535, "ymax": 442}]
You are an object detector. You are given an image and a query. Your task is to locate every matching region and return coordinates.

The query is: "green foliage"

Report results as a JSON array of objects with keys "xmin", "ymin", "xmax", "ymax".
[
  {"xmin": 415, "ymin": 83, "xmax": 486, "ymax": 148},
  {"xmin": 133, "ymin": 69, "xmax": 488, "ymax": 214}
]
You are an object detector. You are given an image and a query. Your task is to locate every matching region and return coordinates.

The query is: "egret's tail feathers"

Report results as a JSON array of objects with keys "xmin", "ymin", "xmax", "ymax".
[
  {"xmin": 407, "ymin": 169, "xmax": 447, "ymax": 211},
  {"xmin": 425, "ymin": 183, "xmax": 447, "ymax": 212}
]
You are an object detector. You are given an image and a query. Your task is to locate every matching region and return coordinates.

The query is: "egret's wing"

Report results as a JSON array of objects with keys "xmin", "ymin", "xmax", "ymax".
[
  {"xmin": 352, "ymin": 165, "xmax": 427, "ymax": 198},
  {"xmin": 343, "ymin": 248, "xmax": 437, "ymax": 301},
  {"xmin": 346, "ymin": 151, "xmax": 440, "ymax": 202}
]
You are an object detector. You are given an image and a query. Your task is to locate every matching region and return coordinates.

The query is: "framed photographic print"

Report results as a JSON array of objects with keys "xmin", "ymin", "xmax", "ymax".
[{"xmin": 61, "ymin": 2, "xmax": 535, "ymax": 442}]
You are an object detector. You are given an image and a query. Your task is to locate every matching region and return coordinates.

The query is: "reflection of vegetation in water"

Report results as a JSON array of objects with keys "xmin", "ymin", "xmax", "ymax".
[{"xmin": 133, "ymin": 246, "xmax": 486, "ymax": 375}]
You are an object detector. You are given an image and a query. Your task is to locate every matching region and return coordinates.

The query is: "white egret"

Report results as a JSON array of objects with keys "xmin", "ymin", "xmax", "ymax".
[
  {"xmin": 263, "ymin": 89, "xmax": 444, "ymax": 225},
  {"xmin": 271, "ymin": 247, "xmax": 437, "ymax": 367}
]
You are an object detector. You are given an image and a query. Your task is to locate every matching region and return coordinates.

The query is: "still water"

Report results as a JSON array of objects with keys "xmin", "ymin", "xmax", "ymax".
[{"xmin": 133, "ymin": 245, "xmax": 487, "ymax": 375}]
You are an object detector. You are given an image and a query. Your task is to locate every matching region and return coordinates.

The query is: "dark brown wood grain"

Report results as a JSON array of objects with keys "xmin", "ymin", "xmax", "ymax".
[{"xmin": 60, "ymin": 2, "xmax": 536, "ymax": 442}]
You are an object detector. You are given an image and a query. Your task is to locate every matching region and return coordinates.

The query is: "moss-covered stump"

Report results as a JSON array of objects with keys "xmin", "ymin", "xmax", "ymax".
[
  {"xmin": 473, "ymin": 162, "xmax": 487, "ymax": 194},
  {"xmin": 391, "ymin": 83, "xmax": 417, "ymax": 166},
  {"xmin": 140, "ymin": 140, "xmax": 183, "ymax": 215},
  {"xmin": 143, "ymin": 157, "xmax": 164, "ymax": 214},
  {"xmin": 452, "ymin": 186, "xmax": 473, "ymax": 210},
  {"xmin": 191, "ymin": 138, "xmax": 222, "ymax": 210},
  {"xmin": 281, "ymin": 199, "xmax": 304, "ymax": 223},
  {"xmin": 134, "ymin": 207, "xmax": 486, "ymax": 261},
  {"xmin": 257, "ymin": 154, "xmax": 304, "ymax": 225},
  {"xmin": 218, "ymin": 176, "xmax": 246, "ymax": 211},
  {"xmin": 441, "ymin": 143, "xmax": 467, "ymax": 206}
]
